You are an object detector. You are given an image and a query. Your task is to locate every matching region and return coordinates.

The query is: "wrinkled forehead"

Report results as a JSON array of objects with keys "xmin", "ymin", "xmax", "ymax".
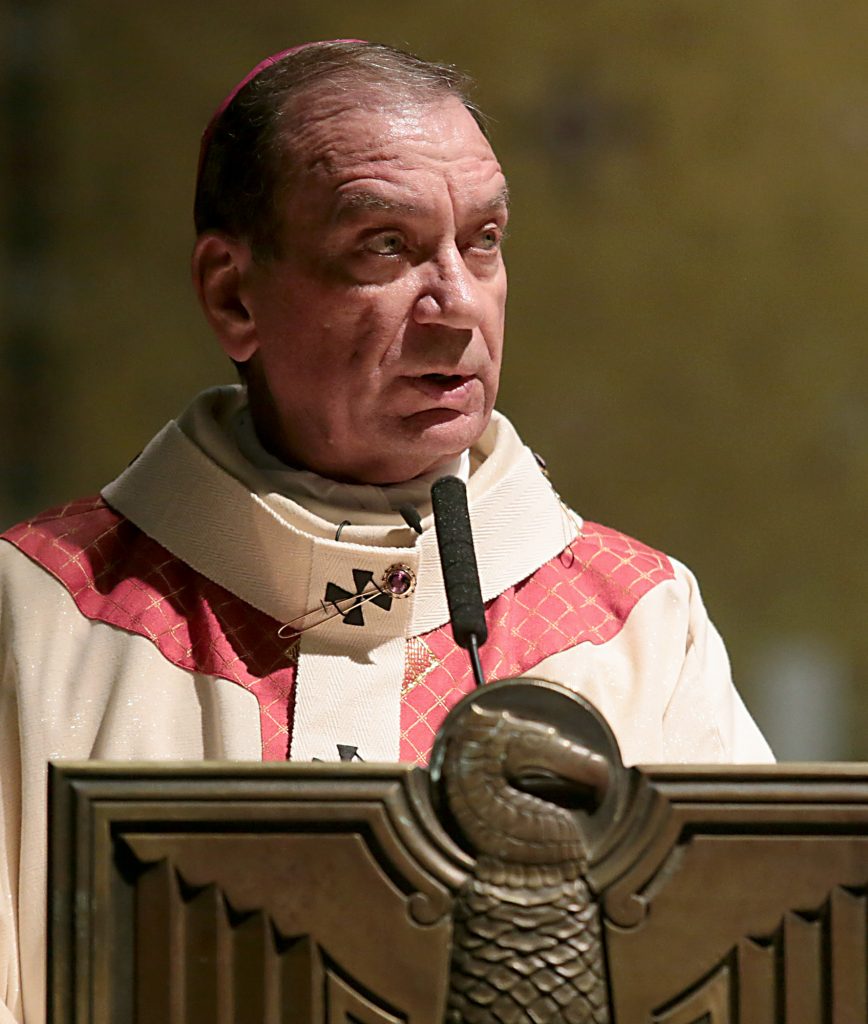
[{"xmin": 279, "ymin": 84, "xmax": 500, "ymax": 185}]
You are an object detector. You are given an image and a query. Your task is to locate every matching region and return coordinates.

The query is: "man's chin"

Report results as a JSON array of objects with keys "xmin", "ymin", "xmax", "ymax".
[
  {"xmin": 281, "ymin": 409, "xmax": 492, "ymax": 486},
  {"xmin": 396, "ymin": 407, "xmax": 491, "ymax": 475}
]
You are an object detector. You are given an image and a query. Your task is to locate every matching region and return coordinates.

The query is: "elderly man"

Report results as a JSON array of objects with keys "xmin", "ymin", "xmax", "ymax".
[{"xmin": 0, "ymin": 41, "xmax": 772, "ymax": 1023}]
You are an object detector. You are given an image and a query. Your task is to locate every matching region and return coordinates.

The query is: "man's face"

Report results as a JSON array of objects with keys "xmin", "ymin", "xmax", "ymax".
[{"xmin": 239, "ymin": 88, "xmax": 509, "ymax": 485}]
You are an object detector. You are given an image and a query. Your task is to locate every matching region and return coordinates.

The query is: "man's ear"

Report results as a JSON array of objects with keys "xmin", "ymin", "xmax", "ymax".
[{"xmin": 191, "ymin": 233, "xmax": 260, "ymax": 363}]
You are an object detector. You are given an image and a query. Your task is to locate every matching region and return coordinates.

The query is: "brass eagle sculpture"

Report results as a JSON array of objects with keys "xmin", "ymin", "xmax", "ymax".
[{"xmin": 436, "ymin": 702, "xmax": 612, "ymax": 1024}]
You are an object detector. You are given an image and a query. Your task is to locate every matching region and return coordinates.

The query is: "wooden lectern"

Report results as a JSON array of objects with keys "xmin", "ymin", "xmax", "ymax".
[{"xmin": 48, "ymin": 679, "xmax": 868, "ymax": 1023}]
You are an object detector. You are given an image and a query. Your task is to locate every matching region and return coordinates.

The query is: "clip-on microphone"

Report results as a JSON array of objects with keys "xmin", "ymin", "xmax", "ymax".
[{"xmin": 431, "ymin": 476, "xmax": 488, "ymax": 688}]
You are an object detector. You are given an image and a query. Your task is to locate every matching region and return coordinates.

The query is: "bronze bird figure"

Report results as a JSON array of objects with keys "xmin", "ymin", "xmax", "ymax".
[{"xmin": 438, "ymin": 704, "xmax": 611, "ymax": 1024}]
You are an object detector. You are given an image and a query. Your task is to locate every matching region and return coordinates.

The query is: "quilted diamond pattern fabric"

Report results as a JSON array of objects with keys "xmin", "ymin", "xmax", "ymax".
[
  {"xmin": 4, "ymin": 503, "xmax": 672, "ymax": 767},
  {"xmin": 3, "ymin": 497, "xmax": 296, "ymax": 760},
  {"xmin": 399, "ymin": 523, "xmax": 674, "ymax": 764}
]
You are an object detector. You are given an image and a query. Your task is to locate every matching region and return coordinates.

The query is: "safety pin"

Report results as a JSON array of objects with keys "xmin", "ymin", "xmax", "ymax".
[
  {"xmin": 277, "ymin": 585, "xmax": 388, "ymax": 638},
  {"xmin": 276, "ymin": 562, "xmax": 417, "ymax": 639}
]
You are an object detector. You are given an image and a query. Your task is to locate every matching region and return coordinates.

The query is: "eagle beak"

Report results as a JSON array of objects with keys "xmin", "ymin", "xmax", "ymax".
[{"xmin": 507, "ymin": 736, "xmax": 610, "ymax": 811}]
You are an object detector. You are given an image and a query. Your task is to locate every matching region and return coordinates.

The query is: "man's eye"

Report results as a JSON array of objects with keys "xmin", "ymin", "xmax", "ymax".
[
  {"xmin": 365, "ymin": 232, "xmax": 405, "ymax": 256},
  {"xmin": 471, "ymin": 227, "xmax": 503, "ymax": 252}
]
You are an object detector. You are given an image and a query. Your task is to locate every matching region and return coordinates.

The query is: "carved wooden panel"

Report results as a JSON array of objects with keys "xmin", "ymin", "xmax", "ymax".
[
  {"xmin": 47, "ymin": 683, "xmax": 868, "ymax": 1024},
  {"xmin": 48, "ymin": 767, "xmax": 468, "ymax": 1024},
  {"xmin": 596, "ymin": 767, "xmax": 868, "ymax": 1023}
]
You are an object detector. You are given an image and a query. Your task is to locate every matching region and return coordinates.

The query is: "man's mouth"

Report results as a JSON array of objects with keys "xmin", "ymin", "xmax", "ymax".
[
  {"xmin": 421, "ymin": 373, "xmax": 469, "ymax": 389},
  {"xmin": 406, "ymin": 372, "xmax": 479, "ymax": 409}
]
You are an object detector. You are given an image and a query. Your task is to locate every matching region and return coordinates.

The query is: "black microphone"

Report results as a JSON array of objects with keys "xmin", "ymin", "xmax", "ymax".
[{"xmin": 431, "ymin": 476, "xmax": 487, "ymax": 687}]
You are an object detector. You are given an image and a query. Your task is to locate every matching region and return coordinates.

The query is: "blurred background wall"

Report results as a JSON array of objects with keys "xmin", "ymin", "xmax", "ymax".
[{"xmin": 2, "ymin": 0, "xmax": 866, "ymax": 758}]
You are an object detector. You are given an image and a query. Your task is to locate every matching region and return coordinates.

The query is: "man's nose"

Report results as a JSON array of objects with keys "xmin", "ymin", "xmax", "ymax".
[{"xmin": 413, "ymin": 248, "xmax": 484, "ymax": 330}]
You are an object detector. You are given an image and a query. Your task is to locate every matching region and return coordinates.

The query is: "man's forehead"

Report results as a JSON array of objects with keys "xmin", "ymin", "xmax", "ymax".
[
  {"xmin": 284, "ymin": 87, "xmax": 498, "ymax": 178},
  {"xmin": 278, "ymin": 92, "xmax": 506, "ymax": 228}
]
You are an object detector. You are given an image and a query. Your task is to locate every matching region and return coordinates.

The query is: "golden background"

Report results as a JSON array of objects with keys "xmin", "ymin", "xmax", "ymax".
[{"xmin": 2, "ymin": 1, "xmax": 866, "ymax": 757}]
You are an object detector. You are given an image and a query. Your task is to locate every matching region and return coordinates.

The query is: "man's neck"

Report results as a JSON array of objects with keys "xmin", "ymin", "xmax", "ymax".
[{"xmin": 231, "ymin": 404, "xmax": 470, "ymax": 515}]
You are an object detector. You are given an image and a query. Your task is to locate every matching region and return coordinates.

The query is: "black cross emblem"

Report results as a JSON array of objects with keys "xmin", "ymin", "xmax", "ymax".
[
  {"xmin": 313, "ymin": 744, "xmax": 365, "ymax": 763},
  {"xmin": 324, "ymin": 568, "xmax": 392, "ymax": 627}
]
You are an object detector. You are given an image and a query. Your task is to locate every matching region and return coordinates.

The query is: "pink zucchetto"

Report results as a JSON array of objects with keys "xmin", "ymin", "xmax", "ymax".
[{"xmin": 197, "ymin": 40, "xmax": 366, "ymax": 180}]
